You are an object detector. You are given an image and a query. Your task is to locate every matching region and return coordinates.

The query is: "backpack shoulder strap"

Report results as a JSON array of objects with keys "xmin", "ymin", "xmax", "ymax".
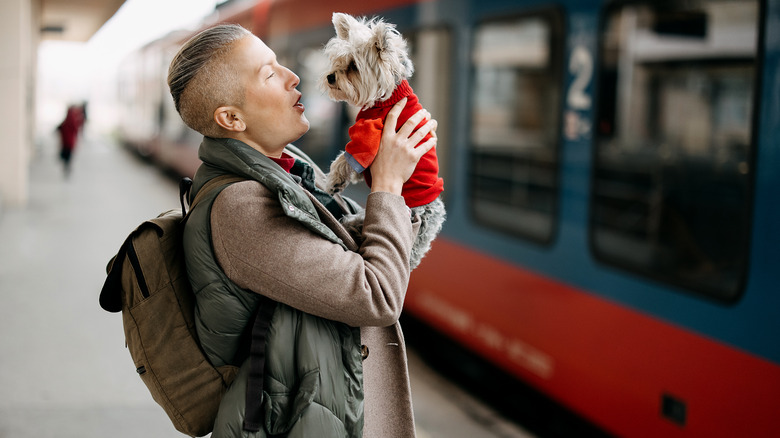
[
  {"xmin": 179, "ymin": 178, "xmax": 193, "ymax": 217},
  {"xmin": 180, "ymin": 174, "xmax": 247, "ymax": 218},
  {"xmin": 243, "ymin": 296, "xmax": 277, "ymax": 432}
]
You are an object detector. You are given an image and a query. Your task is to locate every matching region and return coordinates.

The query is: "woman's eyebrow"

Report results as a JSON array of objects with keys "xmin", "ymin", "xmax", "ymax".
[{"xmin": 257, "ymin": 56, "xmax": 277, "ymax": 74}]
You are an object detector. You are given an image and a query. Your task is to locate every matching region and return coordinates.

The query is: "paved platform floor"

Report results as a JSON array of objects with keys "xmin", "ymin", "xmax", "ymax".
[{"xmin": 0, "ymin": 135, "xmax": 533, "ymax": 438}]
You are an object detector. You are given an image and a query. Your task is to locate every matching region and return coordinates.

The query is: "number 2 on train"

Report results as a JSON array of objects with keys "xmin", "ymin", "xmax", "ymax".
[{"xmin": 567, "ymin": 45, "xmax": 593, "ymax": 110}]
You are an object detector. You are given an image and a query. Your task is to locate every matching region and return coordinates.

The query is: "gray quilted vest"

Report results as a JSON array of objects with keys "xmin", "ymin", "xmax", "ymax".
[{"xmin": 183, "ymin": 137, "xmax": 364, "ymax": 437}]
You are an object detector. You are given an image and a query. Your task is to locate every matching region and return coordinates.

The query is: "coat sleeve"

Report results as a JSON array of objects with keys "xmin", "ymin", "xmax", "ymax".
[{"xmin": 210, "ymin": 181, "xmax": 418, "ymax": 327}]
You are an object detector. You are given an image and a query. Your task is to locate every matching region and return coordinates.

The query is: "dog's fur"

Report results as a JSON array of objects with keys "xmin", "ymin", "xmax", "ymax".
[{"xmin": 320, "ymin": 12, "xmax": 446, "ymax": 269}]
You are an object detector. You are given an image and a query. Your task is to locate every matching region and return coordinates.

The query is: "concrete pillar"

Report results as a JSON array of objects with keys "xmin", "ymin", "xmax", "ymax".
[{"xmin": 0, "ymin": 0, "xmax": 37, "ymax": 208}]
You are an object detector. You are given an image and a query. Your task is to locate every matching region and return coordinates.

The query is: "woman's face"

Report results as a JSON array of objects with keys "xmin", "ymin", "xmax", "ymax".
[{"xmin": 229, "ymin": 35, "xmax": 309, "ymax": 157}]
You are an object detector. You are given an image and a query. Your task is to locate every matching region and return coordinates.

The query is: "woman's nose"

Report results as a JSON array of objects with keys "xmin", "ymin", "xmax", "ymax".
[{"xmin": 284, "ymin": 67, "xmax": 300, "ymax": 88}]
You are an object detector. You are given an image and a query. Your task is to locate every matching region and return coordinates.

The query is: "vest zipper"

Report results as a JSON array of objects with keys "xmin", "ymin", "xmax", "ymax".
[{"xmin": 126, "ymin": 242, "xmax": 150, "ymax": 298}]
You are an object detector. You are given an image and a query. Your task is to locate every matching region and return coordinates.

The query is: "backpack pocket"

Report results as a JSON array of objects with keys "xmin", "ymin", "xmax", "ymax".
[{"xmin": 124, "ymin": 286, "xmax": 234, "ymax": 437}]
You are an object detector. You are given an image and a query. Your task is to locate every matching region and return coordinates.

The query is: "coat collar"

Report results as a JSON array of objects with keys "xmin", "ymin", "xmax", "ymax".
[
  {"xmin": 196, "ymin": 137, "xmax": 296, "ymax": 189},
  {"xmin": 194, "ymin": 136, "xmax": 346, "ymax": 249}
]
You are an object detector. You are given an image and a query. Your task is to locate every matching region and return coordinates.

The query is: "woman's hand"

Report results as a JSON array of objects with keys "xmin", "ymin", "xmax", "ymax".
[{"xmin": 370, "ymin": 98, "xmax": 438, "ymax": 195}]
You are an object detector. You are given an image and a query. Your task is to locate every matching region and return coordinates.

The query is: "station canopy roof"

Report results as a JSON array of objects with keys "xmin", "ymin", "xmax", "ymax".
[{"xmin": 40, "ymin": 0, "xmax": 126, "ymax": 41}]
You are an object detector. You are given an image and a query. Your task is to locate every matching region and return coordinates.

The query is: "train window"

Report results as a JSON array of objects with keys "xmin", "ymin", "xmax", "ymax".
[
  {"xmin": 469, "ymin": 12, "xmax": 563, "ymax": 242},
  {"xmin": 592, "ymin": 0, "xmax": 759, "ymax": 301}
]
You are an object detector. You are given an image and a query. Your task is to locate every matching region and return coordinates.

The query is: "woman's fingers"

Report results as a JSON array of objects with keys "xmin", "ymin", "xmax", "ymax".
[
  {"xmin": 407, "ymin": 138, "xmax": 436, "ymax": 170},
  {"xmin": 370, "ymin": 101, "xmax": 438, "ymax": 195},
  {"xmin": 408, "ymin": 119, "xmax": 437, "ymax": 154},
  {"xmin": 384, "ymin": 98, "xmax": 408, "ymax": 134},
  {"xmin": 397, "ymin": 108, "xmax": 431, "ymax": 140}
]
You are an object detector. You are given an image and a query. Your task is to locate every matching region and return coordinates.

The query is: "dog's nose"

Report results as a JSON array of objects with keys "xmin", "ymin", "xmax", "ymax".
[{"xmin": 327, "ymin": 73, "xmax": 335, "ymax": 85}]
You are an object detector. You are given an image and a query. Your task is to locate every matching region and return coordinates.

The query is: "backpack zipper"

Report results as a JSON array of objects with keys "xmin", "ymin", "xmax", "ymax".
[{"xmin": 126, "ymin": 242, "xmax": 150, "ymax": 299}]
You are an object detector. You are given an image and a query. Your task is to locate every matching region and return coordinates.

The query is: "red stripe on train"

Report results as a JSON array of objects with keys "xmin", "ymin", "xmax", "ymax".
[{"xmin": 405, "ymin": 238, "xmax": 780, "ymax": 438}]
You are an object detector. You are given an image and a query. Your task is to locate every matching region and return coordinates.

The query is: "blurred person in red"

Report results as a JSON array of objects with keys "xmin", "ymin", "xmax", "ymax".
[{"xmin": 57, "ymin": 104, "xmax": 85, "ymax": 176}]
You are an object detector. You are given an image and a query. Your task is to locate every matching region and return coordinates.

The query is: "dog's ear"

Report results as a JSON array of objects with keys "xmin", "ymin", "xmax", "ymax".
[
  {"xmin": 403, "ymin": 55, "xmax": 415, "ymax": 78},
  {"xmin": 333, "ymin": 12, "xmax": 354, "ymax": 40},
  {"xmin": 371, "ymin": 22, "xmax": 389, "ymax": 54}
]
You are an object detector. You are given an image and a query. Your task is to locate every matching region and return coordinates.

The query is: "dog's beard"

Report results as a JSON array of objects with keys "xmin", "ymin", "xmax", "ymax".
[{"xmin": 325, "ymin": 83, "xmax": 350, "ymax": 104}]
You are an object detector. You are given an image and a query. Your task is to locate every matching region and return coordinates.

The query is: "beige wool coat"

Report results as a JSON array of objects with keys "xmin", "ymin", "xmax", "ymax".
[{"xmin": 209, "ymin": 150, "xmax": 421, "ymax": 438}]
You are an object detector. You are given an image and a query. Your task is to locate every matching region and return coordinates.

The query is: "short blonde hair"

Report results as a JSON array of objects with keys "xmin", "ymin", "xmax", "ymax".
[{"xmin": 168, "ymin": 24, "xmax": 251, "ymax": 137}]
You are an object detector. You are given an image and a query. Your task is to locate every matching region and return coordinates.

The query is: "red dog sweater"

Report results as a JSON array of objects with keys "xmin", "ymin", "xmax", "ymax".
[{"xmin": 344, "ymin": 80, "xmax": 444, "ymax": 208}]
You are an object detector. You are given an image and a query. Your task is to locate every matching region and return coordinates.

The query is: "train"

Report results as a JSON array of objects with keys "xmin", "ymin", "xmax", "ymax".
[{"xmin": 115, "ymin": 0, "xmax": 780, "ymax": 437}]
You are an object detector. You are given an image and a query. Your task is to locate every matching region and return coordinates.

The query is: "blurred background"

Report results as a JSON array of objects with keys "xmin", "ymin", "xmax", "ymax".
[
  {"xmin": 35, "ymin": 0, "xmax": 222, "ymax": 146},
  {"xmin": 1, "ymin": 0, "xmax": 779, "ymax": 437}
]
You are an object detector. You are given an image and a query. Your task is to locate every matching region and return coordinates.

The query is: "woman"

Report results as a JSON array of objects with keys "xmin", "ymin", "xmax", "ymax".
[{"xmin": 168, "ymin": 24, "xmax": 437, "ymax": 437}]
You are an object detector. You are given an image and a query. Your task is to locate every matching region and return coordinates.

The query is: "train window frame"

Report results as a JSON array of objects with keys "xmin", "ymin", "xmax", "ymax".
[
  {"xmin": 589, "ymin": 0, "xmax": 763, "ymax": 303},
  {"xmin": 406, "ymin": 25, "xmax": 454, "ymax": 203},
  {"xmin": 466, "ymin": 9, "xmax": 565, "ymax": 245}
]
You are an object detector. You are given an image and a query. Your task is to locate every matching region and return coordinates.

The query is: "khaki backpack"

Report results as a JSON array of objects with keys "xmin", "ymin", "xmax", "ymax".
[{"xmin": 99, "ymin": 175, "xmax": 274, "ymax": 437}]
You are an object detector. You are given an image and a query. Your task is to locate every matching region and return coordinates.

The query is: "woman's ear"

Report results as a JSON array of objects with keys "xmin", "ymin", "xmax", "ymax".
[{"xmin": 214, "ymin": 106, "xmax": 246, "ymax": 132}]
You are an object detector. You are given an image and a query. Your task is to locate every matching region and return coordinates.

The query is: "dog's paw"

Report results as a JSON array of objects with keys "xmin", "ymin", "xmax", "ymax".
[
  {"xmin": 326, "ymin": 176, "xmax": 349, "ymax": 195},
  {"xmin": 326, "ymin": 152, "xmax": 357, "ymax": 194}
]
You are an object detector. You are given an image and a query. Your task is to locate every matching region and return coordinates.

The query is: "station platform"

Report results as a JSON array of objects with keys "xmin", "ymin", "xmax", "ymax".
[
  {"xmin": 0, "ymin": 135, "xmax": 188, "ymax": 437},
  {"xmin": 0, "ymin": 134, "xmax": 534, "ymax": 438}
]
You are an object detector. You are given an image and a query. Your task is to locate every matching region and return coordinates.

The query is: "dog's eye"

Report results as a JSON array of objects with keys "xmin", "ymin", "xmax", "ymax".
[{"xmin": 346, "ymin": 60, "xmax": 357, "ymax": 73}]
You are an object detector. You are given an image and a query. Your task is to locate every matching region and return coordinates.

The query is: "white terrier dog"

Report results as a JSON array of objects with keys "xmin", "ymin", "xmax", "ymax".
[{"xmin": 320, "ymin": 12, "xmax": 446, "ymax": 269}]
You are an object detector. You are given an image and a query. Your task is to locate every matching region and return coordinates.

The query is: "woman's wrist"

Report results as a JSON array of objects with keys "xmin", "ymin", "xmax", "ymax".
[{"xmin": 369, "ymin": 175, "xmax": 404, "ymax": 195}]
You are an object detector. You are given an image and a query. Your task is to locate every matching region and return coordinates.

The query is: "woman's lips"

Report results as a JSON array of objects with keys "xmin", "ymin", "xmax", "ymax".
[{"xmin": 294, "ymin": 94, "xmax": 305, "ymax": 111}]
